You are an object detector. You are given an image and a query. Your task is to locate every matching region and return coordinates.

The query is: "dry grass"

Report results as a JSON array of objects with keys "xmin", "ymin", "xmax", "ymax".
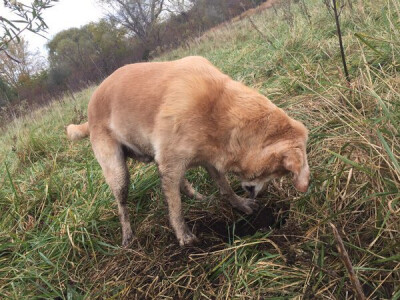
[{"xmin": 1, "ymin": 0, "xmax": 399, "ymax": 298}]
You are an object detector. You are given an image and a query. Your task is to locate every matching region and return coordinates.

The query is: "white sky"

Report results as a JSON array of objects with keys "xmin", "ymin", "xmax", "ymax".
[{"xmin": 1, "ymin": 0, "xmax": 106, "ymax": 56}]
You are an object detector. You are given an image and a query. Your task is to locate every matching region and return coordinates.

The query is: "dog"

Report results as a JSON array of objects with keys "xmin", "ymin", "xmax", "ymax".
[{"xmin": 67, "ymin": 56, "xmax": 310, "ymax": 247}]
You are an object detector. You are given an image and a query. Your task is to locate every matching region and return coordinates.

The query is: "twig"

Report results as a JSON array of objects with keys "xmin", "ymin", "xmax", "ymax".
[
  {"xmin": 332, "ymin": 0, "xmax": 350, "ymax": 83},
  {"xmin": 247, "ymin": 16, "xmax": 275, "ymax": 48},
  {"xmin": 65, "ymin": 83, "xmax": 77, "ymax": 102},
  {"xmin": 4, "ymin": 50, "xmax": 21, "ymax": 63},
  {"xmin": 272, "ymin": 3, "xmax": 278, "ymax": 15},
  {"xmin": 330, "ymin": 223, "xmax": 366, "ymax": 300}
]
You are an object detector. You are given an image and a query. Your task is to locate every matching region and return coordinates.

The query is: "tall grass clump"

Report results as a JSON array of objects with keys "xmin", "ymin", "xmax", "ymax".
[{"xmin": 1, "ymin": 0, "xmax": 399, "ymax": 298}]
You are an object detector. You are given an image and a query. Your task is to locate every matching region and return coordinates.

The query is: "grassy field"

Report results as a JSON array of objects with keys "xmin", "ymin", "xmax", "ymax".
[{"xmin": 1, "ymin": 0, "xmax": 399, "ymax": 298}]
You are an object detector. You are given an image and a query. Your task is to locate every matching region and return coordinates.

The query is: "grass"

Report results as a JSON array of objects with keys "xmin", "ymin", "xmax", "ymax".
[{"xmin": 1, "ymin": 0, "xmax": 400, "ymax": 298}]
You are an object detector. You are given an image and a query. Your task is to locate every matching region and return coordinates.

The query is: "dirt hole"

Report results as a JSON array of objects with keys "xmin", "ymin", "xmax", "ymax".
[{"xmin": 190, "ymin": 205, "xmax": 288, "ymax": 245}]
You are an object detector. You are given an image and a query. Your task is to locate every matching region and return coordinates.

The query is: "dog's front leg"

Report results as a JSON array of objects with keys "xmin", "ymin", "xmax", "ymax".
[
  {"xmin": 205, "ymin": 164, "xmax": 259, "ymax": 215},
  {"xmin": 180, "ymin": 178, "xmax": 204, "ymax": 200},
  {"xmin": 158, "ymin": 162, "xmax": 198, "ymax": 246}
]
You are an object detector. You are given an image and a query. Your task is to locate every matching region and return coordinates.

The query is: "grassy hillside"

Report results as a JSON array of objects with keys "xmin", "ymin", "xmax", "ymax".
[{"xmin": 1, "ymin": 0, "xmax": 399, "ymax": 298}]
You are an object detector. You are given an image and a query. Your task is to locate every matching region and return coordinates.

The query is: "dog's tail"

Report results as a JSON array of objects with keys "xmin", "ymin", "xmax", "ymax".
[{"xmin": 66, "ymin": 122, "xmax": 89, "ymax": 141}]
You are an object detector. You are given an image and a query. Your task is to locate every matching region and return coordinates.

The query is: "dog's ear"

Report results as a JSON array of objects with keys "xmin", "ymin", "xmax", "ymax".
[{"xmin": 283, "ymin": 148, "xmax": 310, "ymax": 192}]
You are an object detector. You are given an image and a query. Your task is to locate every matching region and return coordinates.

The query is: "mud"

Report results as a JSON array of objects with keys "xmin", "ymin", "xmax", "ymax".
[{"xmin": 190, "ymin": 204, "xmax": 288, "ymax": 244}]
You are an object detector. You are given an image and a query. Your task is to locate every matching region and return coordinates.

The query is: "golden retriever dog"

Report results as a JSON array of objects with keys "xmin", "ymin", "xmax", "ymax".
[{"xmin": 67, "ymin": 56, "xmax": 310, "ymax": 247}]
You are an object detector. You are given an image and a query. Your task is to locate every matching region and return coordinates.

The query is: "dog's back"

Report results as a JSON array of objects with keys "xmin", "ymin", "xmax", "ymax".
[{"xmin": 83, "ymin": 56, "xmax": 226, "ymax": 156}]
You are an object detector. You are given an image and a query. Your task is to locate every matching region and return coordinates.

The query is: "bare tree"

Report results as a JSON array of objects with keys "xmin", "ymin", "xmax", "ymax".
[
  {"xmin": 165, "ymin": 0, "xmax": 193, "ymax": 14},
  {"xmin": 0, "ymin": 38, "xmax": 45, "ymax": 88},
  {"xmin": 99, "ymin": 0, "xmax": 167, "ymax": 60}
]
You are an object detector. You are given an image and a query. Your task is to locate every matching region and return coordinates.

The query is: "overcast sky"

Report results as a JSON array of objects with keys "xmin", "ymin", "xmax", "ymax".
[{"xmin": 2, "ymin": 0, "xmax": 106, "ymax": 56}]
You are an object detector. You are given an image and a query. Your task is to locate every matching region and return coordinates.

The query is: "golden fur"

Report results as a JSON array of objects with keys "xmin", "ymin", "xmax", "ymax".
[{"xmin": 67, "ymin": 56, "xmax": 310, "ymax": 246}]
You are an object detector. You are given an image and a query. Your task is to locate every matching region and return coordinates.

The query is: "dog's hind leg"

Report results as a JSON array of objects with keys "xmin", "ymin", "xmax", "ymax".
[
  {"xmin": 180, "ymin": 178, "xmax": 204, "ymax": 200},
  {"xmin": 90, "ymin": 129, "xmax": 133, "ymax": 247}
]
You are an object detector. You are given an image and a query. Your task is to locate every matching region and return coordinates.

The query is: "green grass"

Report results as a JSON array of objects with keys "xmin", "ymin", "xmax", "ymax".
[{"xmin": 1, "ymin": 0, "xmax": 400, "ymax": 298}]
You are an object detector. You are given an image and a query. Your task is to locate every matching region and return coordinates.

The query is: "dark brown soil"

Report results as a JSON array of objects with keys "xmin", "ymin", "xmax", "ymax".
[{"xmin": 189, "ymin": 204, "xmax": 287, "ymax": 245}]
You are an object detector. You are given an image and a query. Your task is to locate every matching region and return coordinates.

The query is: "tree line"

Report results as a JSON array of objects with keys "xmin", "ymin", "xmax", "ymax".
[{"xmin": 0, "ymin": 0, "xmax": 265, "ymax": 111}]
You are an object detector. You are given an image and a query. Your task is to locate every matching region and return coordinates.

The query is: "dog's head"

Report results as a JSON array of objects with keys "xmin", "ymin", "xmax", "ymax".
[{"xmin": 238, "ymin": 121, "xmax": 310, "ymax": 198}]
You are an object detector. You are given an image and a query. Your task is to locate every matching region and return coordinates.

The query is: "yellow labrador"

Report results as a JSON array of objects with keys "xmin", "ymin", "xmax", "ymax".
[{"xmin": 67, "ymin": 56, "xmax": 310, "ymax": 246}]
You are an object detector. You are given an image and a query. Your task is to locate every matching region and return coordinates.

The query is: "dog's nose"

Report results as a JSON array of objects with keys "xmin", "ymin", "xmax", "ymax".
[
  {"xmin": 294, "ymin": 166, "xmax": 310, "ymax": 193},
  {"xmin": 295, "ymin": 182, "xmax": 309, "ymax": 193},
  {"xmin": 244, "ymin": 185, "xmax": 256, "ymax": 198}
]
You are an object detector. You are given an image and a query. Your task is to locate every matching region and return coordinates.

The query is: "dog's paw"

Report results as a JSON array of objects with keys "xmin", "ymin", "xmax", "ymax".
[
  {"xmin": 231, "ymin": 197, "xmax": 259, "ymax": 215},
  {"xmin": 178, "ymin": 231, "xmax": 199, "ymax": 247},
  {"xmin": 194, "ymin": 192, "xmax": 206, "ymax": 201},
  {"xmin": 122, "ymin": 231, "xmax": 134, "ymax": 248}
]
